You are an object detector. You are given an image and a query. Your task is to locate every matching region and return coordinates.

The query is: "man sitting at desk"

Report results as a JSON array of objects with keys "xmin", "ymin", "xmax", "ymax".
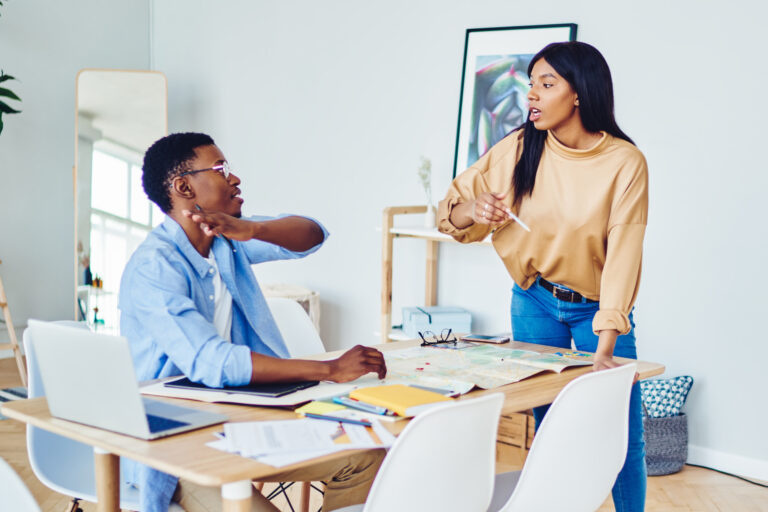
[{"xmin": 119, "ymin": 132, "xmax": 387, "ymax": 512}]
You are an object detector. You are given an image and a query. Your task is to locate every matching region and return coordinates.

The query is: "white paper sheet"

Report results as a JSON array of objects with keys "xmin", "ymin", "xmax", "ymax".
[
  {"xmin": 209, "ymin": 418, "xmax": 395, "ymax": 468},
  {"xmin": 225, "ymin": 419, "xmax": 340, "ymax": 457}
]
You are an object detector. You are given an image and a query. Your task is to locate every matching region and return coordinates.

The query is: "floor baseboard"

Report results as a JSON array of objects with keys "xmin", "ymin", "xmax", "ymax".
[{"xmin": 688, "ymin": 444, "xmax": 768, "ymax": 482}]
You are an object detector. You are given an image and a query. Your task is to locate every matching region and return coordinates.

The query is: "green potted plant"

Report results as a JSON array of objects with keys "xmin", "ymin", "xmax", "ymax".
[
  {"xmin": 0, "ymin": 71, "xmax": 22, "ymax": 134},
  {"xmin": 0, "ymin": 1, "xmax": 22, "ymax": 134}
]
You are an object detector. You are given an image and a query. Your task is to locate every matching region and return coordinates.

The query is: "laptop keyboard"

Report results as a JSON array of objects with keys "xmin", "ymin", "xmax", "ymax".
[{"xmin": 146, "ymin": 414, "xmax": 190, "ymax": 433}]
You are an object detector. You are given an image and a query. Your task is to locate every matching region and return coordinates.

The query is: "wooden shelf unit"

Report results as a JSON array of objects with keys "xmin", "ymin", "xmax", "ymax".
[
  {"xmin": 379, "ymin": 205, "xmax": 492, "ymax": 344},
  {"xmin": 379, "ymin": 207, "xmax": 534, "ymax": 461}
]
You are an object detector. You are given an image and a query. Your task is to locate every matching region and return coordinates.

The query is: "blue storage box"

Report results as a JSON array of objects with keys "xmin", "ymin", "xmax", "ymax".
[{"xmin": 402, "ymin": 306, "xmax": 472, "ymax": 338}]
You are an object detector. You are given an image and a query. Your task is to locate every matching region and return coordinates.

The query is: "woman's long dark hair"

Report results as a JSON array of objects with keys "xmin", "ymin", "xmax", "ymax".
[{"xmin": 511, "ymin": 41, "xmax": 634, "ymax": 206}]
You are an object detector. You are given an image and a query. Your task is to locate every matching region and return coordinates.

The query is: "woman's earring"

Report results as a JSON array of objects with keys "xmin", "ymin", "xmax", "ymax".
[{"xmin": 575, "ymin": 99, "xmax": 580, "ymax": 106}]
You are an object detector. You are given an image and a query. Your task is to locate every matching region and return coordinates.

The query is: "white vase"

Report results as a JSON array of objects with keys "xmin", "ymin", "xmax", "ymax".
[{"xmin": 424, "ymin": 205, "xmax": 436, "ymax": 228}]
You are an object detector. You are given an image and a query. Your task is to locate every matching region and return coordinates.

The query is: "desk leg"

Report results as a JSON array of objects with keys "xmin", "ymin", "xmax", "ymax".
[
  {"xmin": 300, "ymin": 481, "xmax": 311, "ymax": 512},
  {"xmin": 93, "ymin": 447, "xmax": 119, "ymax": 512},
  {"xmin": 222, "ymin": 480, "xmax": 252, "ymax": 512}
]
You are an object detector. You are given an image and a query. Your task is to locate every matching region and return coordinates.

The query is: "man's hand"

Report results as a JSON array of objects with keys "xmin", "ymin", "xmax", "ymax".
[
  {"xmin": 182, "ymin": 208, "xmax": 256, "ymax": 241},
  {"xmin": 326, "ymin": 345, "xmax": 387, "ymax": 382}
]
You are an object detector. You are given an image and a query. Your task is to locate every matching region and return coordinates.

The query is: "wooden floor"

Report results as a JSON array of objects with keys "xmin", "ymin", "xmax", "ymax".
[{"xmin": 2, "ymin": 357, "xmax": 767, "ymax": 512}]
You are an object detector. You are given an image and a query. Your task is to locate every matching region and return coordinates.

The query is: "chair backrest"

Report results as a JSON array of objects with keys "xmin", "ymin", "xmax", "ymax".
[
  {"xmin": 265, "ymin": 297, "xmax": 325, "ymax": 357},
  {"xmin": 363, "ymin": 392, "xmax": 504, "ymax": 512},
  {"xmin": 500, "ymin": 364, "xmax": 637, "ymax": 512},
  {"xmin": 23, "ymin": 322, "xmax": 140, "ymax": 510},
  {"xmin": 0, "ymin": 456, "xmax": 41, "ymax": 512}
]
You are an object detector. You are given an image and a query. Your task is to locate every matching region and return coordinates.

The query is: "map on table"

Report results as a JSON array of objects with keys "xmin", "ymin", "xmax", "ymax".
[{"xmin": 370, "ymin": 345, "xmax": 592, "ymax": 394}]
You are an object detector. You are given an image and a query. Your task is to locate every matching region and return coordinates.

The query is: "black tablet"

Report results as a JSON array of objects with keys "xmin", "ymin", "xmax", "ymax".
[{"xmin": 163, "ymin": 377, "xmax": 319, "ymax": 398}]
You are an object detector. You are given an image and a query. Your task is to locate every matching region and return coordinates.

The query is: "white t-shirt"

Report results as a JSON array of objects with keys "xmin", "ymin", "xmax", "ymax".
[{"xmin": 206, "ymin": 252, "xmax": 233, "ymax": 342}]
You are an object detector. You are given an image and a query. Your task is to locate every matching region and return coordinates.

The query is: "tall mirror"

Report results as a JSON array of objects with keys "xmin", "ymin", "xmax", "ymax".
[{"xmin": 74, "ymin": 69, "xmax": 167, "ymax": 331}]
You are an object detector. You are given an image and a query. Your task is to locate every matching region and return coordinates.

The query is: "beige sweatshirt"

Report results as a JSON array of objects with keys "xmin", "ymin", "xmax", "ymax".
[{"xmin": 438, "ymin": 130, "xmax": 648, "ymax": 335}]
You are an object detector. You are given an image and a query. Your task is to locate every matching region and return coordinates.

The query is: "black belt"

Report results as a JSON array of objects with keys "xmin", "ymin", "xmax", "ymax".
[{"xmin": 538, "ymin": 277, "xmax": 598, "ymax": 303}]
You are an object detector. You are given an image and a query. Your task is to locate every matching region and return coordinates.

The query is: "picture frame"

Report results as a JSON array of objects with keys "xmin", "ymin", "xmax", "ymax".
[{"xmin": 452, "ymin": 24, "xmax": 577, "ymax": 178}]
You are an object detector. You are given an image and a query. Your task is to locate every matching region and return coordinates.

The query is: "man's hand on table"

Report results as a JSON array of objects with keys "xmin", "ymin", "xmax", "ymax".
[{"xmin": 326, "ymin": 345, "xmax": 387, "ymax": 382}]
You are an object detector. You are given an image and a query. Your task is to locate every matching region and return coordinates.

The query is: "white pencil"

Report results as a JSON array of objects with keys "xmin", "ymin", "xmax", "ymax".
[{"xmin": 507, "ymin": 211, "xmax": 531, "ymax": 232}]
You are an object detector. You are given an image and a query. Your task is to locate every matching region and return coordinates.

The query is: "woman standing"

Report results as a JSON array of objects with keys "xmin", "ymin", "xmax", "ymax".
[{"xmin": 438, "ymin": 41, "xmax": 648, "ymax": 511}]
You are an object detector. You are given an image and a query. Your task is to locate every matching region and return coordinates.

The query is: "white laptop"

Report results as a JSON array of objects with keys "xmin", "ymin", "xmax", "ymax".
[{"xmin": 28, "ymin": 319, "xmax": 227, "ymax": 440}]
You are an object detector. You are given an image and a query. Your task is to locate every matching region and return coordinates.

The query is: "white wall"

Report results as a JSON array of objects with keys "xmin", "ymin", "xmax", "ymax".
[
  {"xmin": 0, "ymin": 1, "xmax": 151, "ymax": 333},
  {"xmin": 152, "ymin": 0, "xmax": 768, "ymax": 479}
]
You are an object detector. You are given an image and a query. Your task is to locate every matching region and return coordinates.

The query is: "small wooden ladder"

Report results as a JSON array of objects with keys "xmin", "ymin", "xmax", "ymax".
[{"xmin": 0, "ymin": 259, "xmax": 27, "ymax": 387}]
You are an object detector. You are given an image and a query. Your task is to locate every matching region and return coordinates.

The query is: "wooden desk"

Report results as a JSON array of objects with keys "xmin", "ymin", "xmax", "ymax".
[{"xmin": 1, "ymin": 340, "xmax": 664, "ymax": 511}]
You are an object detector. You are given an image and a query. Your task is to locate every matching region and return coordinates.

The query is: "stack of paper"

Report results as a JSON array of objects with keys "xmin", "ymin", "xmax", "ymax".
[{"xmin": 209, "ymin": 418, "xmax": 395, "ymax": 467}]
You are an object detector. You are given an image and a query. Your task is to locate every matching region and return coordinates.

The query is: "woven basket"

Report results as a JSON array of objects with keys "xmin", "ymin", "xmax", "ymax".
[{"xmin": 643, "ymin": 412, "xmax": 688, "ymax": 475}]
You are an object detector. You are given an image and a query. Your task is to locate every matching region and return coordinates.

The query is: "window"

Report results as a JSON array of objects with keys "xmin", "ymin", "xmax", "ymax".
[{"xmin": 86, "ymin": 142, "xmax": 164, "ymax": 331}]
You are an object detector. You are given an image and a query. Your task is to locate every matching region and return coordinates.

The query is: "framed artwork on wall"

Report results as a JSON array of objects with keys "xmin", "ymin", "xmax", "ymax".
[{"xmin": 452, "ymin": 24, "xmax": 577, "ymax": 178}]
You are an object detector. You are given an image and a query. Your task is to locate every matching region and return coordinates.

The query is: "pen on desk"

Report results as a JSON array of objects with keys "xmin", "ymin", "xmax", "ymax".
[
  {"xmin": 332, "ymin": 396, "xmax": 388, "ymax": 415},
  {"xmin": 303, "ymin": 412, "xmax": 372, "ymax": 427}
]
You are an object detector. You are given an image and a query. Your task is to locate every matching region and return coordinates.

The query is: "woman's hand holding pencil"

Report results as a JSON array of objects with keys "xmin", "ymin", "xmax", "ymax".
[{"xmin": 472, "ymin": 191, "xmax": 531, "ymax": 231}]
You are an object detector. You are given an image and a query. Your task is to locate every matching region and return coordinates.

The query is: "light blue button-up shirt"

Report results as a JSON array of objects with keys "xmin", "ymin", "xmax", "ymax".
[{"xmin": 119, "ymin": 215, "xmax": 327, "ymax": 512}]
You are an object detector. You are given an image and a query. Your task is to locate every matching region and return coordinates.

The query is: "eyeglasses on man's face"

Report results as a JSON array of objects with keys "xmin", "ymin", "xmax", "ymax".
[
  {"xmin": 178, "ymin": 161, "xmax": 233, "ymax": 180},
  {"xmin": 419, "ymin": 328, "xmax": 457, "ymax": 347}
]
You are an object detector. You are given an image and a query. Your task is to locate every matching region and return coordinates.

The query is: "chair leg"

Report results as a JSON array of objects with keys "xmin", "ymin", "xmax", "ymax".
[
  {"xmin": 256, "ymin": 480, "xmax": 324, "ymax": 512},
  {"xmin": 262, "ymin": 482, "xmax": 297, "ymax": 511},
  {"xmin": 309, "ymin": 481, "xmax": 326, "ymax": 512},
  {"xmin": 64, "ymin": 498, "xmax": 83, "ymax": 512}
]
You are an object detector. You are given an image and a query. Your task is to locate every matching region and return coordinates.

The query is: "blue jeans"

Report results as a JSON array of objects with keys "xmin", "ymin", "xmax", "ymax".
[{"xmin": 511, "ymin": 277, "xmax": 646, "ymax": 512}]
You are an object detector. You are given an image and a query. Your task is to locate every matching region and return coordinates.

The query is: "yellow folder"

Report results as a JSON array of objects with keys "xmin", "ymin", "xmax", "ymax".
[{"xmin": 349, "ymin": 384, "xmax": 452, "ymax": 417}]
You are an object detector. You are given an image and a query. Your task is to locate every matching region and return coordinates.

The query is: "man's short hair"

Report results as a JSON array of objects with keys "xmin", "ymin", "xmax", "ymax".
[{"xmin": 142, "ymin": 132, "xmax": 215, "ymax": 213}]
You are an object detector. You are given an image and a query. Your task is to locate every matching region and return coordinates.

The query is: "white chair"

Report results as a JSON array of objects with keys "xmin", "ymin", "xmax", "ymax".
[
  {"xmin": 23, "ymin": 322, "xmax": 142, "ymax": 511},
  {"xmin": 0, "ymin": 456, "xmax": 41, "ymax": 512},
  {"xmin": 266, "ymin": 297, "xmax": 324, "ymax": 357},
  {"xmin": 335, "ymin": 392, "xmax": 505, "ymax": 512},
  {"xmin": 264, "ymin": 297, "xmax": 327, "ymax": 511},
  {"xmin": 487, "ymin": 363, "xmax": 637, "ymax": 512}
]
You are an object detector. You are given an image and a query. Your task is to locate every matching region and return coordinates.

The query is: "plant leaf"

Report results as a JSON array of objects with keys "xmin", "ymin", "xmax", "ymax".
[
  {"xmin": 0, "ymin": 87, "xmax": 20, "ymax": 101},
  {"xmin": 0, "ymin": 115, "xmax": 4, "ymax": 135},
  {"xmin": 0, "ymin": 74, "xmax": 17, "ymax": 83},
  {"xmin": 0, "ymin": 100, "xmax": 21, "ymax": 114}
]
